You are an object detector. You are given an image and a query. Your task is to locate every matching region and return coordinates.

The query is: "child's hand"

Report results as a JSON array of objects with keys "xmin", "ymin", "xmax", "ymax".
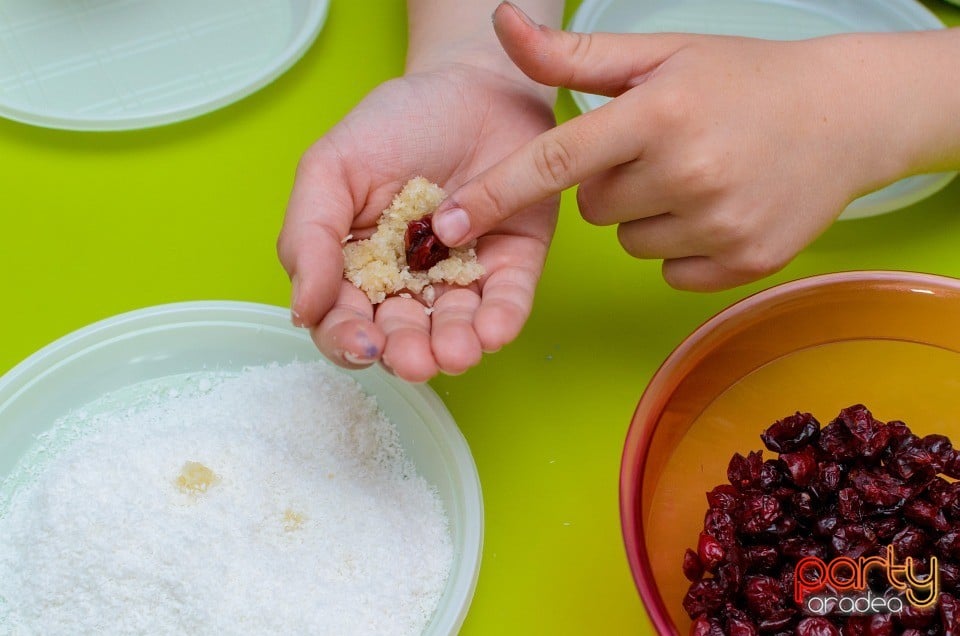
[
  {"xmin": 277, "ymin": 63, "xmax": 557, "ymax": 382},
  {"xmin": 433, "ymin": 4, "xmax": 953, "ymax": 291}
]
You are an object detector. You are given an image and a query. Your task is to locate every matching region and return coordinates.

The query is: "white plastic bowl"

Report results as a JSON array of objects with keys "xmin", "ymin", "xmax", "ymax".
[
  {"xmin": 0, "ymin": 301, "xmax": 483, "ymax": 635},
  {"xmin": 566, "ymin": 0, "xmax": 958, "ymax": 219}
]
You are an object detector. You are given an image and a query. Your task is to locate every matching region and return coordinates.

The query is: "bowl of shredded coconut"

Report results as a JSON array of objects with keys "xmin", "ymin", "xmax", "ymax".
[{"xmin": 0, "ymin": 301, "xmax": 482, "ymax": 636}]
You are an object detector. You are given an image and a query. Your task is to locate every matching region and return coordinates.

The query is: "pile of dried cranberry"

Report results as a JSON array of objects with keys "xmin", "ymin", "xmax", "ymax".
[{"xmin": 683, "ymin": 405, "xmax": 960, "ymax": 635}]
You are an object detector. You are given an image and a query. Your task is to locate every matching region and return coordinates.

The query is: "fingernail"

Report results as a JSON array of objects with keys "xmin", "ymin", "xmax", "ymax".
[
  {"xmin": 433, "ymin": 208, "xmax": 470, "ymax": 245},
  {"xmin": 501, "ymin": 2, "xmax": 538, "ymax": 28},
  {"xmin": 290, "ymin": 276, "xmax": 303, "ymax": 327},
  {"xmin": 343, "ymin": 351, "xmax": 376, "ymax": 365}
]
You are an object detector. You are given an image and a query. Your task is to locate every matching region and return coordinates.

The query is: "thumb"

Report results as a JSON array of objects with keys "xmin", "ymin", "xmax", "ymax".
[
  {"xmin": 432, "ymin": 92, "xmax": 645, "ymax": 246},
  {"xmin": 493, "ymin": 1, "xmax": 693, "ymax": 97},
  {"xmin": 429, "ymin": 2, "xmax": 694, "ymax": 246}
]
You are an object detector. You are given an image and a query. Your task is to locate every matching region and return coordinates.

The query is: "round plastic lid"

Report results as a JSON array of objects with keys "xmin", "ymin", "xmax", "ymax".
[
  {"xmin": 567, "ymin": 0, "xmax": 958, "ymax": 219},
  {"xmin": 0, "ymin": 0, "xmax": 330, "ymax": 131}
]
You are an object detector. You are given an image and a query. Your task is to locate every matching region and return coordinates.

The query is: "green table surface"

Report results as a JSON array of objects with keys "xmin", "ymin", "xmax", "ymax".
[{"xmin": 2, "ymin": 1, "xmax": 960, "ymax": 634}]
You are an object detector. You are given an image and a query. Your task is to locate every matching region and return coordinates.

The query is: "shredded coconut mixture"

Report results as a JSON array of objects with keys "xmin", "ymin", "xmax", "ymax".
[
  {"xmin": 343, "ymin": 177, "xmax": 485, "ymax": 305},
  {"xmin": 0, "ymin": 361, "xmax": 452, "ymax": 635}
]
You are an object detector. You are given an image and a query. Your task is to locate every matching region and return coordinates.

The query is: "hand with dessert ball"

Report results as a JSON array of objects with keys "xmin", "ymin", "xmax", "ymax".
[{"xmin": 277, "ymin": 1, "xmax": 564, "ymax": 382}]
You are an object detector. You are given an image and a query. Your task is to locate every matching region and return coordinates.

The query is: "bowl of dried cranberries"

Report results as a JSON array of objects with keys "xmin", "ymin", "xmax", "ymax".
[{"xmin": 622, "ymin": 271, "xmax": 960, "ymax": 635}]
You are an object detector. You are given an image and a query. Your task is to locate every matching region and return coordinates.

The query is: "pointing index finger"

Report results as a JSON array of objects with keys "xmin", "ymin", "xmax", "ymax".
[{"xmin": 432, "ymin": 93, "xmax": 646, "ymax": 246}]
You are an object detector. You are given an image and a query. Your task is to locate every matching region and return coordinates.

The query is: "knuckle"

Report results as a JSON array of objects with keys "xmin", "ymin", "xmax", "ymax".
[
  {"xmin": 704, "ymin": 210, "xmax": 749, "ymax": 247},
  {"xmin": 677, "ymin": 152, "xmax": 729, "ymax": 195},
  {"xmin": 560, "ymin": 32, "xmax": 595, "ymax": 81},
  {"xmin": 465, "ymin": 178, "xmax": 511, "ymax": 227},
  {"xmin": 294, "ymin": 146, "xmax": 322, "ymax": 182},
  {"xmin": 295, "ymin": 138, "xmax": 336, "ymax": 180},
  {"xmin": 532, "ymin": 136, "xmax": 577, "ymax": 190},
  {"xmin": 567, "ymin": 31, "xmax": 595, "ymax": 60},
  {"xmin": 723, "ymin": 245, "xmax": 788, "ymax": 281},
  {"xmin": 576, "ymin": 184, "xmax": 604, "ymax": 226},
  {"xmin": 646, "ymin": 84, "xmax": 688, "ymax": 130},
  {"xmin": 616, "ymin": 223, "xmax": 644, "ymax": 258},
  {"xmin": 275, "ymin": 229, "xmax": 288, "ymax": 263},
  {"xmin": 275, "ymin": 225, "xmax": 298, "ymax": 272}
]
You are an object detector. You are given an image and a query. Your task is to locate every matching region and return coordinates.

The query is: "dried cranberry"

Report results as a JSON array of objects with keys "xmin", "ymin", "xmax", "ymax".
[
  {"xmin": 779, "ymin": 446, "xmax": 818, "ymax": 487},
  {"xmin": 683, "ymin": 579, "xmax": 725, "ymax": 617},
  {"xmin": 868, "ymin": 516, "xmax": 903, "ymax": 541},
  {"xmin": 925, "ymin": 478, "xmax": 957, "ymax": 509},
  {"xmin": 743, "ymin": 575, "xmax": 784, "ymax": 618},
  {"xmin": 716, "ymin": 560, "xmax": 743, "ymax": 594},
  {"xmin": 744, "ymin": 545, "xmax": 779, "ymax": 572},
  {"xmin": 697, "ymin": 532, "xmax": 725, "ymax": 572},
  {"xmin": 941, "ymin": 593, "xmax": 960, "ymax": 634},
  {"xmin": 727, "ymin": 617, "xmax": 759, "ymax": 636},
  {"xmin": 830, "ymin": 524, "xmax": 876, "ymax": 559},
  {"xmin": 885, "ymin": 420, "xmax": 918, "ymax": 451},
  {"xmin": 862, "ymin": 425, "xmax": 893, "ymax": 461},
  {"xmin": 905, "ymin": 498, "xmax": 951, "ymax": 532},
  {"xmin": 706, "ymin": 484, "xmax": 741, "ymax": 512},
  {"xmin": 866, "ymin": 614, "xmax": 895, "ymax": 636},
  {"xmin": 836, "ymin": 487, "xmax": 865, "ymax": 521},
  {"xmin": 848, "ymin": 468, "xmax": 911, "ymax": 507},
  {"xmin": 703, "ymin": 509, "xmax": 737, "ymax": 546},
  {"xmin": 683, "ymin": 548, "xmax": 704, "ymax": 582},
  {"xmin": 777, "ymin": 564, "xmax": 796, "ymax": 598},
  {"xmin": 755, "ymin": 608, "xmax": 796, "ymax": 632},
  {"xmin": 404, "ymin": 216, "xmax": 449, "ymax": 271},
  {"xmin": 899, "ymin": 603, "xmax": 937, "ymax": 629},
  {"xmin": 728, "ymin": 450, "xmax": 764, "ymax": 489},
  {"xmin": 889, "ymin": 443, "xmax": 937, "ymax": 482},
  {"xmin": 921, "ymin": 434, "xmax": 954, "ymax": 470},
  {"xmin": 739, "ymin": 494, "xmax": 782, "ymax": 534},
  {"xmin": 944, "ymin": 452, "xmax": 960, "ymax": 480},
  {"xmin": 769, "ymin": 515, "xmax": 799, "ymax": 537},
  {"xmin": 689, "ymin": 615, "xmax": 724, "ymax": 636},
  {"xmin": 938, "ymin": 531, "xmax": 960, "ymax": 561},
  {"xmin": 770, "ymin": 485, "xmax": 799, "ymax": 502},
  {"xmin": 949, "ymin": 483, "xmax": 960, "ymax": 520},
  {"xmin": 810, "ymin": 461, "xmax": 843, "ymax": 499},
  {"xmin": 790, "ymin": 491, "xmax": 816, "ymax": 520},
  {"xmin": 761, "ymin": 412, "xmax": 820, "ymax": 453},
  {"xmin": 838, "ymin": 404, "xmax": 880, "ymax": 441},
  {"xmin": 795, "ymin": 617, "xmax": 840, "ymax": 636},
  {"xmin": 847, "ymin": 614, "xmax": 895, "ymax": 636},
  {"xmin": 760, "ymin": 459, "xmax": 784, "ymax": 489},
  {"xmin": 723, "ymin": 603, "xmax": 752, "ymax": 625},
  {"xmin": 782, "ymin": 537, "xmax": 827, "ymax": 561},
  {"xmin": 943, "ymin": 563, "xmax": 960, "ymax": 595},
  {"xmin": 818, "ymin": 419, "xmax": 859, "ymax": 461},
  {"xmin": 846, "ymin": 616, "xmax": 872, "ymax": 636},
  {"xmin": 892, "ymin": 525, "xmax": 930, "ymax": 558},
  {"xmin": 813, "ymin": 514, "xmax": 841, "ymax": 538}
]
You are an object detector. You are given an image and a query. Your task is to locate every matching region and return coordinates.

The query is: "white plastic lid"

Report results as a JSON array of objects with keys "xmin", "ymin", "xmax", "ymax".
[
  {"xmin": 0, "ymin": 0, "xmax": 330, "ymax": 131},
  {"xmin": 567, "ymin": 0, "xmax": 957, "ymax": 219}
]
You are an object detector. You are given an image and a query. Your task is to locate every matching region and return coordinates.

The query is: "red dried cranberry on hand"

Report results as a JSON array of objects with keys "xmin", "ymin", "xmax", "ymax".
[{"xmin": 404, "ymin": 216, "xmax": 449, "ymax": 271}]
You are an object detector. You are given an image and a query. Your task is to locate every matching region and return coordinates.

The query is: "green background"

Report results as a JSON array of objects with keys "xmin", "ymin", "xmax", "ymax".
[{"xmin": 1, "ymin": 1, "xmax": 959, "ymax": 633}]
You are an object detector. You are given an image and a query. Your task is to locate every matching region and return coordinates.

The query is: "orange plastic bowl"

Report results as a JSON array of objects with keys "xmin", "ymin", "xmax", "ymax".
[{"xmin": 621, "ymin": 271, "xmax": 960, "ymax": 634}]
